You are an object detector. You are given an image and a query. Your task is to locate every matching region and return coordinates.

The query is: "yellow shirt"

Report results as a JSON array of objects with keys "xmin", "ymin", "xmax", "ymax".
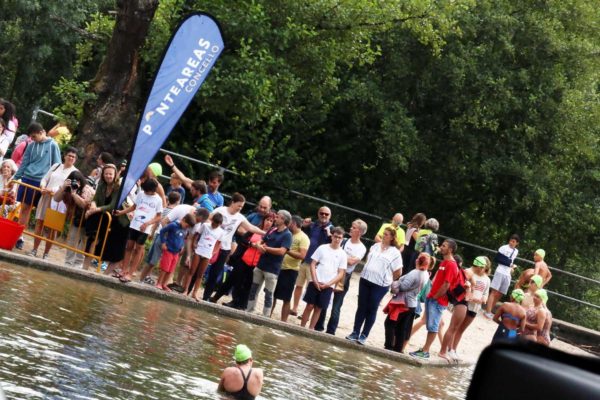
[
  {"xmin": 376, "ymin": 223, "xmax": 405, "ymax": 247},
  {"xmin": 281, "ymin": 230, "xmax": 310, "ymax": 271}
]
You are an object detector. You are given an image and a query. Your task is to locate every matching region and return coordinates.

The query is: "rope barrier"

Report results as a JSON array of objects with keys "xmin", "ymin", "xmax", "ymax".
[{"xmin": 159, "ymin": 149, "xmax": 600, "ymax": 309}]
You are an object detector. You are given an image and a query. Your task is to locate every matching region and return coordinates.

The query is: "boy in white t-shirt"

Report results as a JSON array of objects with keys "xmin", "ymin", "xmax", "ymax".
[
  {"xmin": 115, "ymin": 178, "xmax": 163, "ymax": 282},
  {"xmin": 138, "ymin": 191, "xmax": 181, "ymax": 284},
  {"xmin": 300, "ymin": 227, "xmax": 348, "ymax": 330},
  {"xmin": 183, "ymin": 212, "xmax": 224, "ymax": 300}
]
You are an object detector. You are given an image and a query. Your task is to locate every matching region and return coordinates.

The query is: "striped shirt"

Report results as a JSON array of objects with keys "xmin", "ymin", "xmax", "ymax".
[{"xmin": 360, "ymin": 243, "xmax": 403, "ymax": 287}]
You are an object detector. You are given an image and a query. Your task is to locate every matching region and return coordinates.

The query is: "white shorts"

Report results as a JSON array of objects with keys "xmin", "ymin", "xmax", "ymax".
[{"xmin": 490, "ymin": 272, "xmax": 511, "ymax": 294}]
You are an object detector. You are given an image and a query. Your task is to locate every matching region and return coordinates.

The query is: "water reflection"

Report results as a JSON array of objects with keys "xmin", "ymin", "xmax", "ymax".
[{"xmin": 0, "ymin": 262, "xmax": 472, "ymax": 399}]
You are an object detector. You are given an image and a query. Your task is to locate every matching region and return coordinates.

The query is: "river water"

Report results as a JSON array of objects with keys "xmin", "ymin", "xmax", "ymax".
[{"xmin": 0, "ymin": 262, "xmax": 472, "ymax": 399}]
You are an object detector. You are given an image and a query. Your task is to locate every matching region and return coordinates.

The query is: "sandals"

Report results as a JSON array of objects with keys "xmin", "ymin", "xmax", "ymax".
[{"xmin": 111, "ymin": 268, "xmax": 123, "ymax": 279}]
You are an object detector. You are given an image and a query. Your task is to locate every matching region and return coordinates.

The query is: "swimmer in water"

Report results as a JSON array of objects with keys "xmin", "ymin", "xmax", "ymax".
[{"xmin": 218, "ymin": 344, "xmax": 263, "ymax": 399}]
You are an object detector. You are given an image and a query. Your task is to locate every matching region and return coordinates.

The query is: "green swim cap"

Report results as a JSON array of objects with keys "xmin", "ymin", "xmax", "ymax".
[
  {"xmin": 473, "ymin": 256, "xmax": 487, "ymax": 268},
  {"xmin": 530, "ymin": 274, "xmax": 543, "ymax": 287},
  {"xmin": 535, "ymin": 249, "xmax": 546, "ymax": 259},
  {"xmin": 234, "ymin": 344, "xmax": 252, "ymax": 363},
  {"xmin": 535, "ymin": 289, "xmax": 548, "ymax": 305},
  {"xmin": 148, "ymin": 162, "xmax": 162, "ymax": 177},
  {"xmin": 511, "ymin": 289, "xmax": 525, "ymax": 304}
]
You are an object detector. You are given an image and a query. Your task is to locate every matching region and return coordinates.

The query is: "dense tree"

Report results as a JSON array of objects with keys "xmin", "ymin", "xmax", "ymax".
[
  {"xmin": 75, "ymin": 0, "xmax": 159, "ymax": 166},
  {"xmin": 1, "ymin": 0, "xmax": 597, "ymax": 328},
  {"xmin": 0, "ymin": 0, "xmax": 113, "ymax": 124}
]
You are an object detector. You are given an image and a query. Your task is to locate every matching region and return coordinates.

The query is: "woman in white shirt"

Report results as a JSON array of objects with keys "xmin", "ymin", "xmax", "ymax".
[
  {"xmin": 347, "ymin": 227, "xmax": 403, "ymax": 345},
  {"xmin": 29, "ymin": 148, "xmax": 79, "ymax": 259}
]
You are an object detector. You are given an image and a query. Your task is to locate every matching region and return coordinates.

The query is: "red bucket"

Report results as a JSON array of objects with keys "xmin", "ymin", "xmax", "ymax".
[{"xmin": 0, "ymin": 217, "xmax": 25, "ymax": 250}]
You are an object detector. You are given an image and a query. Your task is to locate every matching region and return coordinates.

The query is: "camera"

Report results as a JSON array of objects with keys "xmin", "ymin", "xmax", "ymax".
[{"xmin": 66, "ymin": 180, "xmax": 80, "ymax": 192}]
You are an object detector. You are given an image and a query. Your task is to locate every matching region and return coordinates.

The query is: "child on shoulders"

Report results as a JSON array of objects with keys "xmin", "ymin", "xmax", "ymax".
[{"xmin": 166, "ymin": 173, "xmax": 186, "ymax": 204}]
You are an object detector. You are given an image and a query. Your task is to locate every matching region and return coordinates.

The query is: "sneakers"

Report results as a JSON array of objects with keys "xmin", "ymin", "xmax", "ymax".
[
  {"xmin": 42, "ymin": 253, "xmax": 49, "ymax": 260},
  {"xmin": 27, "ymin": 249, "xmax": 37, "ymax": 257},
  {"xmin": 357, "ymin": 334, "xmax": 367, "ymax": 345},
  {"xmin": 345, "ymin": 332, "xmax": 359, "ymax": 341},
  {"xmin": 483, "ymin": 312, "xmax": 495, "ymax": 319},
  {"xmin": 409, "ymin": 349, "xmax": 430, "ymax": 359},
  {"xmin": 143, "ymin": 276, "xmax": 155, "ymax": 285},
  {"xmin": 15, "ymin": 238, "xmax": 24, "ymax": 250}
]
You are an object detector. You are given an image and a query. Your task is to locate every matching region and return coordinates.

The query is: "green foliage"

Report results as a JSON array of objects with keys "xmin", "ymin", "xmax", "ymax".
[
  {"xmin": 1, "ymin": 0, "xmax": 598, "ymax": 328},
  {"xmin": 0, "ymin": 0, "xmax": 114, "ymax": 128},
  {"xmin": 47, "ymin": 78, "xmax": 97, "ymax": 129}
]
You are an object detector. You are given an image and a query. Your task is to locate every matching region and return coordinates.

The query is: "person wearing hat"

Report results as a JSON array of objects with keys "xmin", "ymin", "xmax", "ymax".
[
  {"xmin": 515, "ymin": 249, "xmax": 552, "ymax": 291},
  {"xmin": 218, "ymin": 344, "xmax": 263, "ymax": 399},
  {"xmin": 449, "ymin": 256, "xmax": 492, "ymax": 360},
  {"xmin": 534, "ymin": 289, "xmax": 553, "ymax": 346},
  {"xmin": 491, "ymin": 289, "xmax": 526, "ymax": 343},
  {"xmin": 143, "ymin": 162, "xmax": 167, "ymax": 207},
  {"xmin": 533, "ymin": 249, "xmax": 552, "ymax": 286},
  {"xmin": 523, "ymin": 288, "xmax": 549, "ymax": 342},
  {"xmin": 521, "ymin": 274, "xmax": 543, "ymax": 308}
]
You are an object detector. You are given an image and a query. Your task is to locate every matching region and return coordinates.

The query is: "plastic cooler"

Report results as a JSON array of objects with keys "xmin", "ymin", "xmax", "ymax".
[{"xmin": 0, "ymin": 217, "xmax": 25, "ymax": 250}]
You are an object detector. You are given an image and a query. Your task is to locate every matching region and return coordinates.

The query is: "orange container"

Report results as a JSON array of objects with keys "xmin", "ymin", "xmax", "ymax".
[{"xmin": 0, "ymin": 217, "xmax": 25, "ymax": 250}]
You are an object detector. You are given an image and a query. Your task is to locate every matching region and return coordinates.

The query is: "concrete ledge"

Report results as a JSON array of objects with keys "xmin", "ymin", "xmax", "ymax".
[
  {"xmin": 553, "ymin": 319, "xmax": 600, "ymax": 355},
  {"xmin": 0, "ymin": 249, "xmax": 468, "ymax": 368}
]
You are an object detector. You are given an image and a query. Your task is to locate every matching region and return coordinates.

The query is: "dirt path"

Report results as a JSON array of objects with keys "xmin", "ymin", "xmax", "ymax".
[{"xmin": 17, "ymin": 235, "xmax": 591, "ymax": 363}]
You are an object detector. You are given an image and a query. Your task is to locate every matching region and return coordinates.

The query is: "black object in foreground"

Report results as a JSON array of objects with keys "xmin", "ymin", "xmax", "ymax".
[{"xmin": 467, "ymin": 341, "xmax": 599, "ymax": 400}]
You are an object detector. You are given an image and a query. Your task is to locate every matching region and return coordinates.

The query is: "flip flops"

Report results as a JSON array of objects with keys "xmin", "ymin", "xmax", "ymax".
[{"xmin": 111, "ymin": 268, "xmax": 123, "ymax": 279}]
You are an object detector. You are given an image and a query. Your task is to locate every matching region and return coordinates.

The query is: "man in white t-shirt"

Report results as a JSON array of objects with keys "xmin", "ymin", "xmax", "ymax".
[
  {"xmin": 203, "ymin": 192, "xmax": 266, "ymax": 301},
  {"xmin": 484, "ymin": 234, "xmax": 520, "ymax": 318},
  {"xmin": 315, "ymin": 219, "xmax": 368, "ymax": 335},
  {"xmin": 300, "ymin": 227, "xmax": 348, "ymax": 330}
]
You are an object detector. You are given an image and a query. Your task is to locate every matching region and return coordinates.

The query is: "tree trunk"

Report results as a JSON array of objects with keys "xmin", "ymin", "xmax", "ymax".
[{"xmin": 76, "ymin": 0, "xmax": 159, "ymax": 171}]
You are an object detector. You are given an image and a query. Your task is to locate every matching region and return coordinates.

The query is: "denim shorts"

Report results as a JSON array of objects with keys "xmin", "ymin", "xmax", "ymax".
[
  {"xmin": 425, "ymin": 297, "xmax": 447, "ymax": 333},
  {"xmin": 146, "ymin": 235, "xmax": 163, "ymax": 265}
]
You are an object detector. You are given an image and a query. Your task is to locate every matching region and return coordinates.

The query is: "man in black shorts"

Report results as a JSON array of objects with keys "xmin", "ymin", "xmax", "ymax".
[{"xmin": 271, "ymin": 215, "xmax": 309, "ymax": 321}]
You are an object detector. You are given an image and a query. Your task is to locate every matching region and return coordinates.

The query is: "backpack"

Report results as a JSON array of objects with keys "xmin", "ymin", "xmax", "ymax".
[
  {"xmin": 448, "ymin": 267, "xmax": 467, "ymax": 303},
  {"xmin": 415, "ymin": 233, "xmax": 438, "ymax": 255}
]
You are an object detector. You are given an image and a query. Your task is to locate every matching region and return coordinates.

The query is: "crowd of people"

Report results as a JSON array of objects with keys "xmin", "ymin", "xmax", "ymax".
[{"xmin": 0, "ymin": 116, "xmax": 556, "ymax": 362}]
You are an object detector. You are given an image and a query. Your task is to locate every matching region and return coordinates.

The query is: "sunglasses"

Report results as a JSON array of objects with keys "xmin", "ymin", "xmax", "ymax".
[{"xmin": 319, "ymin": 212, "xmax": 330, "ymax": 216}]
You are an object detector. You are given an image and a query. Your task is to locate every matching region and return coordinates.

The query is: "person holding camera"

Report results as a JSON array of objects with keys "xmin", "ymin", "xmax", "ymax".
[
  {"xmin": 28, "ymin": 147, "xmax": 79, "ymax": 259},
  {"xmin": 53, "ymin": 170, "xmax": 95, "ymax": 268}
]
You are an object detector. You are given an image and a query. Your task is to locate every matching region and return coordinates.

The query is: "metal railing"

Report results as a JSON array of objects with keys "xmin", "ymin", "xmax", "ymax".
[
  {"xmin": 1, "ymin": 180, "xmax": 112, "ymax": 273},
  {"xmin": 158, "ymin": 148, "xmax": 599, "ymax": 311}
]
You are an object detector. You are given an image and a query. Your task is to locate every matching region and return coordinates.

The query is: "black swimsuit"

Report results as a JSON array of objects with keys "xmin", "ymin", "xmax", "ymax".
[{"xmin": 226, "ymin": 367, "xmax": 254, "ymax": 400}]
